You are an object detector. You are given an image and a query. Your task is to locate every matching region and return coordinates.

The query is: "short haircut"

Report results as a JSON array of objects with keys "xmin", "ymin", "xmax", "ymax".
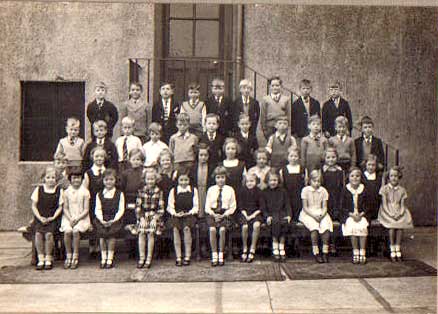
[
  {"xmin": 239, "ymin": 79, "xmax": 252, "ymax": 89},
  {"xmin": 308, "ymin": 114, "xmax": 321, "ymax": 125},
  {"xmin": 335, "ymin": 115, "xmax": 348, "ymax": 128},
  {"xmin": 90, "ymin": 146, "xmax": 107, "ymax": 160},
  {"xmin": 348, "ymin": 166, "xmax": 362, "ymax": 178},
  {"xmin": 188, "ymin": 82, "xmax": 200, "ymax": 91},
  {"xmin": 176, "ymin": 168, "xmax": 191, "ymax": 182},
  {"xmin": 53, "ymin": 151, "xmax": 68, "ymax": 161},
  {"xmin": 176, "ymin": 112, "xmax": 190, "ymax": 124},
  {"xmin": 268, "ymin": 76, "xmax": 282, "ymax": 85},
  {"xmin": 66, "ymin": 117, "xmax": 80, "ymax": 127},
  {"xmin": 299, "ymin": 79, "xmax": 312, "ymax": 88},
  {"xmin": 205, "ymin": 113, "xmax": 220, "ymax": 124},
  {"xmin": 329, "ymin": 80, "xmax": 342, "ymax": 89},
  {"xmin": 238, "ymin": 113, "xmax": 251, "ymax": 123},
  {"xmin": 129, "ymin": 148, "xmax": 145, "ymax": 162},
  {"xmin": 264, "ymin": 169, "xmax": 282, "ymax": 185},
  {"xmin": 130, "ymin": 81, "xmax": 143, "ymax": 91},
  {"xmin": 158, "ymin": 148, "xmax": 173, "ymax": 163},
  {"xmin": 148, "ymin": 122, "xmax": 162, "ymax": 135},
  {"xmin": 160, "ymin": 82, "xmax": 175, "ymax": 89},
  {"xmin": 212, "ymin": 165, "xmax": 228, "ymax": 177},
  {"xmin": 365, "ymin": 153, "xmax": 378, "ymax": 164},
  {"xmin": 95, "ymin": 81, "xmax": 107, "ymax": 89},
  {"xmin": 360, "ymin": 116, "xmax": 374, "ymax": 126},
  {"xmin": 197, "ymin": 142, "xmax": 210, "ymax": 157},
  {"xmin": 324, "ymin": 146, "xmax": 338, "ymax": 159},
  {"xmin": 254, "ymin": 147, "xmax": 271, "ymax": 161},
  {"xmin": 222, "ymin": 137, "xmax": 241, "ymax": 154},
  {"xmin": 103, "ymin": 168, "xmax": 117, "ymax": 179},
  {"xmin": 309, "ymin": 169, "xmax": 322, "ymax": 182},
  {"xmin": 276, "ymin": 115, "xmax": 289, "ymax": 124},
  {"xmin": 68, "ymin": 167, "xmax": 84, "ymax": 181},
  {"xmin": 245, "ymin": 172, "xmax": 260, "ymax": 185},
  {"xmin": 386, "ymin": 166, "xmax": 403, "ymax": 181},
  {"xmin": 143, "ymin": 167, "xmax": 161, "ymax": 181},
  {"xmin": 288, "ymin": 146, "xmax": 300, "ymax": 156},
  {"xmin": 41, "ymin": 166, "xmax": 58, "ymax": 183},
  {"xmin": 93, "ymin": 120, "xmax": 107, "ymax": 129},
  {"xmin": 211, "ymin": 78, "xmax": 225, "ymax": 87},
  {"xmin": 121, "ymin": 116, "xmax": 135, "ymax": 126}
]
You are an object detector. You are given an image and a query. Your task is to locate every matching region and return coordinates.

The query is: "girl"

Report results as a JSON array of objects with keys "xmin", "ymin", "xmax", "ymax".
[
  {"xmin": 31, "ymin": 166, "xmax": 64, "ymax": 270},
  {"xmin": 119, "ymin": 82, "xmax": 149, "ymax": 143},
  {"xmin": 191, "ymin": 143, "xmax": 214, "ymax": 218},
  {"xmin": 341, "ymin": 167, "xmax": 369, "ymax": 264},
  {"xmin": 205, "ymin": 166, "xmax": 237, "ymax": 266},
  {"xmin": 167, "ymin": 171, "xmax": 199, "ymax": 266},
  {"xmin": 82, "ymin": 147, "xmax": 106, "ymax": 257},
  {"xmin": 248, "ymin": 148, "xmax": 271, "ymax": 190},
  {"xmin": 280, "ymin": 146, "xmax": 306, "ymax": 221},
  {"xmin": 95, "ymin": 169, "xmax": 125, "ymax": 269},
  {"xmin": 263, "ymin": 170, "xmax": 291, "ymax": 261},
  {"xmin": 322, "ymin": 147, "xmax": 344, "ymax": 255},
  {"xmin": 237, "ymin": 173, "xmax": 264, "ymax": 263},
  {"xmin": 260, "ymin": 76, "xmax": 291, "ymax": 142},
  {"xmin": 157, "ymin": 149, "xmax": 177, "ymax": 232},
  {"xmin": 362, "ymin": 154, "xmax": 383, "ymax": 221},
  {"xmin": 60, "ymin": 168, "xmax": 91, "ymax": 269},
  {"xmin": 378, "ymin": 166, "xmax": 413, "ymax": 262},
  {"xmin": 136, "ymin": 169, "xmax": 165, "ymax": 268},
  {"xmin": 119, "ymin": 148, "xmax": 145, "ymax": 258},
  {"xmin": 221, "ymin": 137, "xmax": 246, "ymax": 194},
  {"xmin": 299, "ymin": 170, "xmax": 333, "ymax": 263}
]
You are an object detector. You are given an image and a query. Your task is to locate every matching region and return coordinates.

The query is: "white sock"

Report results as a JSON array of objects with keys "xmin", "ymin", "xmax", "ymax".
[
  {"xmin": 279, "ymin": 242, "xmax": 285, "ymax": 251},
  {"xmin": 45, "ymin": 255, "xmax": 53, "ymax": 263},
  {"xmin": 359, "ymin": 249, "xmax": 366, "ymax": 257},
  {"xmin": 66, "ymin": 253, "xmax": 72, "ymax": 260},
  {"xmin": 353, "ymin": 249, "xmax": 360, "ymax": 256},
  {"xmin": 37, "ymin": 254, "xmax": 45, "ymax": 264},
  {"xmin": 394, "ymin": 245, "xmax": 400, "ymax": 252},
  {"xmin": 312, "ymin": 246, "xmax": 320, "ymax": 255},
  {"xmin": 390, "ymin": 245, "xmax": 395, "ymax": 252},
  {"xmin": 322, "ymin": 244, "xmax": 329, "ymax": 254},
  {"xmin": 107, "ymin": 250, "xmax": 114, "ymax": 261},
  {"xmin": 101, "ymin": 250, "xmax": 108, "ymax": 261},
  {"xmin": 212, "ymin": 252, "xmax": 218, "ymax": 261},
  {"xmin": 218, "ymin": 252, "xmax": 224, "ymax": 260}
]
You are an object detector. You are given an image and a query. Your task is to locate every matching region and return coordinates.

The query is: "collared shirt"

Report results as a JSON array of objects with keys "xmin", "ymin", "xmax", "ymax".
[
  {"xmin": 207, "ymin": 131, "xmax": 217, "ymax": 141},
  {"xmin": 364, "ymin": 171, "xmax": 376, "ymax": 180},
  {"xmin": 337, "ymin": 134, "xmax": 347, "ymax": 142},
  {"xmin": 363, "ymin": 135, "xmax": 373, "ymax": 144},
  {"xmin": 96, "ymin": 138, "xmax": 105, "ymax": 146},
  {"xmin": 332, "ymin": 97, "xmax": 340, "ymax": 108},
  {"xmin": 271, "ymin": 93, "xmax": 281, "ymax": 102},
  {"xmin": 215, "ymin": 96, "xmax": 223, "ymax": 104},
  {"xmin": 142, "ymin": 140, "xmax": 169, "ymax": 167},
  {"xmin": 115, "ymin": 135, "xmax": 143, "ymax": 161},
  {"xmin": 286, "ymin": 164, "xmax": 301, "ymax": 174},
  {"xmin": 302, "ymin": 96, "xmax": 310, "ymax": 115},
  {"xmin": 175, "ymin": 131, "xmax": 191, "ymax": 140},
  {"xmin": 346, "ymin": 183, "xmax": 365, "ymax": 213},
  {"xmin": 95, "ymin": 188, "xmax": 125, "ymax": 222},
  {"xmin": 240, "ymin": 131, "xmax": 249, "ymax": 139},
  {"xmin": 166, "ymin": 185, "xmax": 199, "ymax": 215},
  {"xmin": 265, "ymin": 132, "xmax": 297, "ymax": 154},
  {"xmin": 301, "ymin": 185, "xmax": 329, "ymax": 213},
  {"xmin": 205, "ymin": 185, "xmax": 236, "ymax": 215},
  {"xmin": 322, "ymin": 164, "xmax": 343, "ymax": 172}
]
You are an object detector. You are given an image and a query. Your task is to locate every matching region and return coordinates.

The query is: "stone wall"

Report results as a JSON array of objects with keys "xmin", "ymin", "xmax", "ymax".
[
  {"xmin": 244, "ymin": 5, "xmax": 438, "ymax": 225},
  {"xmin": 0, "ymin": 1, "xmax": 155, "ymax": 229}
]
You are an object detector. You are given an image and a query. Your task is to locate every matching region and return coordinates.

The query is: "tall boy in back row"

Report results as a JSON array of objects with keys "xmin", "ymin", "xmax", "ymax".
[
  {"xmin": 152, "ymin": 82, "xmax": 179, "ymax": 144},
  {"xmin": 206, "ymin": 78, "xmax": 233, "ymax": 137},
  {"xmin": 355, "ymin": 116, "xmax": 385, "ymax": 171}
]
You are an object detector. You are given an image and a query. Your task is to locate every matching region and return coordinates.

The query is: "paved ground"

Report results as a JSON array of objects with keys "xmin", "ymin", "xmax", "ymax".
[{"xmin": 0, "ymin": 227, "xmax": 436, "ymax": 314}]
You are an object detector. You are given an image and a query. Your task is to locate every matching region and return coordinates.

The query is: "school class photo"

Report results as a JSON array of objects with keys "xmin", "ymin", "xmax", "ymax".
[{"xmin": 1, "ymin": 3, "xmax": 436, "ymax": 283}]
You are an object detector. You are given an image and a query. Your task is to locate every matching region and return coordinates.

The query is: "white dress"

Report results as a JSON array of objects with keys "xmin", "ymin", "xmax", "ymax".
[
  {"xmin": 342, "ymin": 184, "xmax": 369, "ymax": 236},
  {"xmin": 299, "ymin": 186, "xmax": 333, "ymax": 233},
  {"xmin": 60, "ymin": 185, "xmax": 91, "ymax": 233}
]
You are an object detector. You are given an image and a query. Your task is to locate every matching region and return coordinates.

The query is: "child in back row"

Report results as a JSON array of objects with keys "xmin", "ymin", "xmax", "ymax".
[
  {"xmin": 206, "ymin": 78, "xmax": 233, "ymax": 136},
  {"xmin": 266, "ymin": 115, "xmax": 297, "ymax": 169},
  {"xmin": 152, "ymin": 82, "xmax": 178, "ymax": 144},
  {"xmin": 115, "ymin": 117, "xmax": 142, "ymax": 173},
  {"xmin": 355, "ymin": 116, "xmax": 385, "ymax": 171},
  {"xmin": 55, "ymin": 117, "xmax": 85, "ymax": 168},
  {"xmin": 232, "ymin": 79, "xmax": 260, "ymax": 136}
]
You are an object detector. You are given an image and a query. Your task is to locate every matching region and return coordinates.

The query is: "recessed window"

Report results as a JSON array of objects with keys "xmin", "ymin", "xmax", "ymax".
[{"xmin": 20, "ymin": 81, "xmax": 85, "ymax": 162}]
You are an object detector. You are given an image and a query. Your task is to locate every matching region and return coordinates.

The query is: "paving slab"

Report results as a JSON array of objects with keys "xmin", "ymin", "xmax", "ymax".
[
  {"xmin": 221, "ymin": 281, "xmax": 272, "ymax": 313},
  {"xmin": 267, "ymin": 279, "xmax": 384, "ymax": 313},
  {"xmin": 364, "ymin": 276, "xmax": 437, "ymax": 309}
]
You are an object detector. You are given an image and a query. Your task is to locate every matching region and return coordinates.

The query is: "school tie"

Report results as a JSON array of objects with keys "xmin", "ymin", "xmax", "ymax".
[
  {"xmin": 244, "ymin": 98, "xmax": 249, "ymax": 114},
  {"xmin": 97, "ymin": 101, "xmax": 103, "ymax": 109},
  {"xmin": 97, "ymin": 139, "xmax": 103, "ymax": 146},
  {"xmin": 209, "ymin": 133, "xmax": 214, "ymax": 142},
  {"xmin": 216, "ymin": 187, "xmax": 223, "ymax": 211},
  {"xmin": 163, "ymin": 100, "xmax": 169, "ymax": 122},
  {"xmin": 98, "ymin": 168, "xmax": 103, "ymax": 176},
  {"xmin": 69, "ymin": 138, "xmax": 75, "ymax": 146},
  {"xmin": 123, "ymin": 136, "xmax": 128, "ymax": 161}
]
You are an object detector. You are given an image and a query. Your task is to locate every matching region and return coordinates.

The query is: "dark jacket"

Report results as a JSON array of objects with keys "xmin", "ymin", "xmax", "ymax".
[
  {"xmin": 86, "ymin": 99, "xmax": 119, "ymax": 138},
  {"xmin": 205, "ymin": 96, "xmax": 233, "ymax": 136},
  {"xmin": 291, "ymin": 96, "xmax": 321, "ymax": 138},
  {"xmin": 199, "ymin": 132, "xmax": 225, "ymax": 169},
  {"xmin": 152, "ymin": 97, "xmax": 180, "ymax": 144},
  {"xmin": 322, "ymin": 97, "xmax": 353, "ymax": 137},
  {"xmin": 354, "ymin": 136, "xmax": 385, "ymax": 169},
  {"xmin": 231, "ymin": 96, "xmax": 260, "ymax": 135},
  {"xmin": 82, "ymin": 139, "xmax": 118, "ymax": 172}
]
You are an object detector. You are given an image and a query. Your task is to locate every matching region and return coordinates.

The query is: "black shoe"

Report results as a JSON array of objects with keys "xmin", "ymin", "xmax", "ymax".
[
  {"xmin": 36, "ymin": 262, "xmax": 44, "ymax": 271},
  {"xmin": 211, "ymin": 260, "xmax": 218, "ymax": 267},
  {"xmin": 396, "ymin": 255, "xmax": 403, "ymax": 262},
  {"xmin": 322, "ymin": 253, "xmax": 329, "ymax": 263},
  {"xmin": 390, "ymin": 255, "xmax": 397, "ymax": 263},
  {"xmin": 247, "ymin": 253, "xmax": 255, "ymax": 263},
  {"xmin": 145, "ymin": 261, "xmax": 151, "ymax": 269},
  {"xmin": 176, "ymin": 259, "xmax": 183, "ymax": 267},
  {"xmin": 183, "ymin": 259, "xmax": 191, "ymax": 266},
  {"xmin": 280, "ymin": 254, "xmax": 287, "ymax": 262},
  {"xmin": 70, "ymin": 259, "xmax": 79, "ymax": 270},
  {"xmin": 44, "ymin": 261, "xmax": 53, "ymax": 270},
  {"xmin": 218, "ymin": 259, "xmax": 224, "ymax": 266},
  {"xmin": 314, "ymin": 254, "xmax": 324, "ymax": 264},
  {"xmin": 137, "ymin": 260, "xmax": 145, "ymax": 269},
  {"xmin": 105, "ymin": 260, "xmax": 114, "ymax": 269}
]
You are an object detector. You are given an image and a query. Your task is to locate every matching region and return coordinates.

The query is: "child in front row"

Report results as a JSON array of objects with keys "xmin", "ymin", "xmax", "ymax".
[
  {"xmin": 221, "ymin": 137, "xmax": 246, "ymax": 194},
  {"xmin": 328, "ymin": 116, "xmax": 356, "ymax": 174},
  {"xmin": 169, "ymin": 113, "xmax": 199, "ymax": 172},
  {"xmin": 299, "ymin": 170, "xmax": 333, "ymax": 263},
  {"xmin": 378, "ymin": 166, "xmax": 413, "ymax": 262},
  {"xmin": 266, "ymin": 115, "xmax": 297, "ymax": 169},
  {"xmin": 55, "ymin": 117, "xmax": 85, "ymax": 168},
  {"xmin": 95, "ymin": 169, "xmax": 125, "ymax": 269},
  {"xmin": 205, "ymin": 166, "xmax": 237, "ymax": 266},
  {"xmin": 115, "ymin": 116, "xmax": 142, "ymax": 173},
  {"xmin": 167, "ymin": 170, "xmax": 199, "ymax": 266},
  {"xmin": 362, "ymin": 154, "xmax": 383, "ymax": 221},
  {"xmin": 31, "ymin": 166, "xmax": 64, "ymax": 270},
  {"xmin": 136, "ymin": 169, "xmax": 165, "ymax": 268},
  {"xmin": 264, "ymin": 170, "xmax": 291, "ymax": 261},
  {"xmin": 60, "ymin": 168, "xmax": 91, "ymax": 269},
  {"xmin": 248, "ymin": 148, "xmax": 271, "ymax": 190},
  {"xmin": 341, "ymin": 167, "xmax": 369, "ymax": 264},
  {"xmin": 237, "ymin": 173, "xmax": 264, "ymax": 263}
]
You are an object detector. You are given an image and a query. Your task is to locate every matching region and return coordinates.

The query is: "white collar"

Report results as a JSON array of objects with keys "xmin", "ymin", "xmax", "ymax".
[
  {"xmin": 337, "ymin": 134, "xmax": 347, "ymax": 142},
  {"xmin": 363, "ymin": 135, "xmax": 373, "ymax": 142},
  {"xmin": 275, "ymin": 131, "xmax": 287, "ymax": 139},
  {"xmin": 323, "ymin": 164, "xmax": 343, "ymax": 172},
  {"xmin": 308, "ymin": 186, "xmax": 321, "ymax": 192},
  {"xmin": 103, "ymin": 187, "xmax": 116, "ymax": 194},
  {"xmin": 96, "ymin": 138, "xmax": 105, "ymax": 145},
  {"xmin": 309, "ymin": 133, "xmax": 321, "ymax": 140},
  {"xmin": 242, "ymin": 95, "xmax": 250, "ymax": 103},
  {"xmin": 177, "ymin": 131, "xmax": 190, "ymax": 139},
  {"xmin": 346, "ymin": 183, "xmax": 364, "ymax": 195},
  {"xmin": 177, "ymin": 185, "xmax": 192, "ymax": 193},
  {"xmin": 207, "ymin": 131, "xmax": 216, "ymax": 140},
  {"xmin": 91, "ymin": 164, "xmax": 105, "ymax": 174},
  {"xmin": 364, "ymin": 171, "xmax": 376, "ymax": 180},
  {"xmin": 388, "ymin": 183, "xmax": 399, "ymax": 190},
  {"xmin": 241, "ymin": 131, "xmax": 249, "ymax": 138}
]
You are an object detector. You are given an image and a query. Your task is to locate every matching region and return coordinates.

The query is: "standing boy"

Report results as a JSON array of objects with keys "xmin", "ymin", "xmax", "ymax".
[
  {"xmin": 115, "ymin": 117, "xmax": 143, "ymax": 172},
  {"xmin": 232, "ymin": 79, "xmax": 260, "ymax": 136},
  {"xmin": 205, "ymin": 78, "xmax": 233, "ymax": 136},
  {"xmin": 55, "ymin": 117, "xmax": 85, "ymax": 168},
  {"xmin": 354, "ymin": 116, "xmax": 385, "ymax": 171},
  {"xmin": 199, "ymin": 113, "xmax": 224, "ymax": 169},
  {"xmin": 152, "ymin": 82, "xmax": 179, "ymax": 144}
]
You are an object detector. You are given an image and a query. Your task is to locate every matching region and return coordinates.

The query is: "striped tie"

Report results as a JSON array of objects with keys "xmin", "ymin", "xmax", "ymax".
[{"xmin": 123, "ymin": 137, "xmax": 128, "ymax": 161}]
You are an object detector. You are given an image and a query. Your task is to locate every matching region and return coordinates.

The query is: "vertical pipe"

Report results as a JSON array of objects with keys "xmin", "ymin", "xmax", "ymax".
[
  {"xmin": 253, "ymin": 71, "xmax": 257, "ymax": 100},
  {"xmin": 183, "ymin": 60, "xmax": 187, "ymax": 101},
  {"xmin": 266, "ymin": 80, "xmax": 269, "ymax": 96},
  {"xmin": 147, "ymin": 59, "xmax": 151, "ymax": 104},
  {"xmin": 385, "ymin": 144, "xmax": 389, "ymax": 171},
  {"xmin": 395, "ymin": 149, "xmax": 399, "ymax": 166}
]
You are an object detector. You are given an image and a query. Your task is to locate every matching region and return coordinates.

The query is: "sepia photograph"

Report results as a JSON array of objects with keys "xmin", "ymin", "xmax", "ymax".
[{"xmin": 0, "ymin": 0, "xmax": 436, "ymax": 313}]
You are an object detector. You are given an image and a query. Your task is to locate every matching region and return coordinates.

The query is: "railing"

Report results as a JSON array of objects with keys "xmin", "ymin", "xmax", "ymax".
[{"xmin": 128, "ymin": 57, "xmax": 399, "ymax": 169}]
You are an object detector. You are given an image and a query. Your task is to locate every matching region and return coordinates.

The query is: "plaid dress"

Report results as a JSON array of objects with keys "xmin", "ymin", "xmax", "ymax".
[{"xmin": 136, "ymin": 186, "xmax": 165, "ymax": 235}]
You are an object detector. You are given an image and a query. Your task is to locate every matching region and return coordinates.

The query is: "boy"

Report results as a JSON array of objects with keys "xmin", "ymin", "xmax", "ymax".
[
  {"xmin": 291, "ymin": 79, "xmax": 321, "ymax": 141},
  {"xmin": 115, "ymin": 117, "xmax": 142, "ymax": 172},
  {"xmin": 301, "ymin": 115, "xmax": 328, "ymax": 173},
  {"xmin": 180, "ymin": 83, "xmax": 207, "ymax": 138},
  {"xmin": 199, "ymin": 113, "xmax": 224, "ymax": 169},
  {"xmin": 169, "ymin": 113, "xmax": 199, "ymax": 172},
  {"xmin": 142, "ymin": 123, "xmax": 169, "ymax": 168},
  {"xmin": 55, "ymin": 117, "xmax": 85, "ymax": 168},
  {"xmin": 232, "ymin": 79, "xmax": 260, "ymax": 135},
  {"xmin": 53, "ymin": 152, "xmax": 71, "ymax": 190},
  {"xmin": 152, "ymin": 82, "xmax": 179, "ymax": 144},
  {"xmin": 322, "ymin": 81, "xmax": 353, "ymax": 138},
  {"xmin": 86, "ymin": 81, "xmax": 119, "ymax": 139},
  {"xmin": 205, "ymin": 78, "xmax": 233, "ymax": 136},
  {"xmin": 82, "ymin": 120, "xmax": 118, "ymax": 171},
  {"xmin": 328, "ymin": 116, "xmax": 356, "ymax": 174},
  {"xmin": 235, "ymin": 113, "xmax": 259, "ymax": 169},
  {"xmin": 266, "ymin": 115, "xmax": 297, "ymax": 169},
  {"xmin": 354, "ymin": 116, "xmax": 385, "ymax": 171}
]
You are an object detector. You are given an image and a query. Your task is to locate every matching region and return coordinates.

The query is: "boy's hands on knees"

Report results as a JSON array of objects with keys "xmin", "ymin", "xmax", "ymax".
[
  {"xmin": 139, "ymin": 217, "xmax": 146, "ymax": 229},
  {"xmin": 267, "ymin": 216, "xmax": 273, "ymax": 225}
]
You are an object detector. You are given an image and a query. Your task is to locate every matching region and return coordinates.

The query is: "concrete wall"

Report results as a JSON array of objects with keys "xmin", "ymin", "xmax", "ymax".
[
  {"xmin": 0, "ymin": 1, "xmax": 154, "ymax": 230},
  {"xmin": 244, "ymin": 5, "xmax": 438, "ymax": 225}
]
